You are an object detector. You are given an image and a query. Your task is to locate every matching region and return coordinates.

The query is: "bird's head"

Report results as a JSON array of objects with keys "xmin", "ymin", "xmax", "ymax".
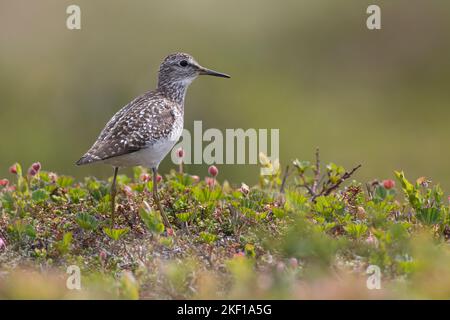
[{"xmin": 158, "ymin": 52, "xmax": 230, "ymax": 88}]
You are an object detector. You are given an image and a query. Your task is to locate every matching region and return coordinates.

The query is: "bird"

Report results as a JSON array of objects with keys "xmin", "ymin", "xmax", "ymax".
[{"xmin": 76, "ymin": 52, "xmax": 230, "ymax": 227}]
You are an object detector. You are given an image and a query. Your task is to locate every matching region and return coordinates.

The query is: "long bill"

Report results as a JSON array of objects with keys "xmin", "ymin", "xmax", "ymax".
[{"xmin": 199, "ymin": 67, "xmax": 231, "ymax": 78}]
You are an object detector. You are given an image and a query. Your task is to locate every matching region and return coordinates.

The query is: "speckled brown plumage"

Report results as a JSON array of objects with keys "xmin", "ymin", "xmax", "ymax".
[
  {"xmin": 76, "ymin": 52, "xmax": 229, "ymax": 168},
  {"xmin": 76, "ymin": 91, "xmax": 183, "ymax": 165}
]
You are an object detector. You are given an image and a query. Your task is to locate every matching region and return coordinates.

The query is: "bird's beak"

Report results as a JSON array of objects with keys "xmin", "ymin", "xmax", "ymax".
[{"xmin": 198, "ymin": 66, "xmax": 231, "ymax": 78}]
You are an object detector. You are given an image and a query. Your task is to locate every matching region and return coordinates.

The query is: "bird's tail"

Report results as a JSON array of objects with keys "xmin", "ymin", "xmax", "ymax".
[{"xmin": 76, "ymin": 153, "xmax": 98, "ymax": 166}]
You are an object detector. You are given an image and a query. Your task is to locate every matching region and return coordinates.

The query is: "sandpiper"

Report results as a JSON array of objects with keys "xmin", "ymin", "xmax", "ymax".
[{"xmin": 76, "ymin": 53, "xmax": 230, "ymax": 227}]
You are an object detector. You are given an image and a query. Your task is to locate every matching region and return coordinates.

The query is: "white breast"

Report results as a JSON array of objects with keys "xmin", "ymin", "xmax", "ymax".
[{"xmin": 104, "ymin": 117, "xmax": 184, "ymax": 169}]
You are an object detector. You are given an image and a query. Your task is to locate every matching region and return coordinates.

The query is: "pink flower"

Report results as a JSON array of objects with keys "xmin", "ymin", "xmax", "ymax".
[
  {"xmin": 140, "ymin": 173, "xmax": 150, "ymax": 182},
  {"xmin": 28, "ymin": 167, "xmax": 37, "ymax": 176},
  {"xmin": 9, "ymin": 164, "xmax": 17, "ymax": 175},
  {"xmin": 240, "ymin": 183, "xmax": 250, "ymax": 195},
  {"xmin": 0, "ymin": 179, "xmax": 9, "ymax": 187},
  {"xmin": 205, "ymin": 177, "xmax": 216, "ymax": 187},
  {"xmin": 156, "ymin": 174, "xmax": 163, "ymax": 183},
  {"xmin": 0, "ymin": 238, "xmax": 5, "ymax": 250},
  {"xmin": 191, "ymin": 175, "xmax": 200, "ymax": 183},
  {"xmin": 208, "ymin": 165, "xmax": 218, "ymax": 177},
  {"xmin": 383, "ymin": 179, "xmax": 395, "ymax": 189},
  {"xmin": 31, "ymin": 162, "xmax": 41, "ymax": 172},
  {"xmin": 233, "ymin": 251, "xmax": 245, "ymax": 258},
  {"xmin": 167, "ymin": 228, "xmax": 174, "ymax": 236},
  {"xmin": 176, "ymin": 148, "xmax": 184, "ymax": 159}
]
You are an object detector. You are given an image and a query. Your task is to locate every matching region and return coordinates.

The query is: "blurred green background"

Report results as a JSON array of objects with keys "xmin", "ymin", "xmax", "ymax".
[{"xmin": 1, "ymin": 0, "xmax": 449, "ymax": 189}]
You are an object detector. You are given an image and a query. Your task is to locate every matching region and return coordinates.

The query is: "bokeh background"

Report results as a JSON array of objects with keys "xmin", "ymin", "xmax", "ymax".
[{"xmin": 1, "ymin": 0, "xmax": 449, "ymax": 189}]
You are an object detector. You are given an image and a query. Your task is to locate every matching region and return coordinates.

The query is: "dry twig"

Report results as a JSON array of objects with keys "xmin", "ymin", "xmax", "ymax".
[
  {"xmin": 312, "ymin": 164, "xmax": 362, "ymax": 201},
  {"xmin": 312, "ymin": 147, "xmax": 320, "ymax": 194},
  {"xmin": 280, "ymin": 165, "xmax": 290, "ymax": 194}
]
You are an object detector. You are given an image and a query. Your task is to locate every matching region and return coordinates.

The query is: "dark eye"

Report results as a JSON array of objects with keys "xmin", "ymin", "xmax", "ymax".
[{"xmin": 179, "ymin": 60, "xmax": 188, "ymax": 67}]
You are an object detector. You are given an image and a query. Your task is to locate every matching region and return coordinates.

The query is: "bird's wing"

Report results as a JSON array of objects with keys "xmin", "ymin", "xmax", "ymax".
[{"xmin": 76, "ymin": 92, "xmax": 178, "ymax": 165}]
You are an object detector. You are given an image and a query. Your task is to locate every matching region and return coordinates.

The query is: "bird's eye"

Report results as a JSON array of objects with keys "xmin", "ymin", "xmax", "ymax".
[{"xmin": 179, "ymin": 60, "xmax": 188, "ymax": 67}]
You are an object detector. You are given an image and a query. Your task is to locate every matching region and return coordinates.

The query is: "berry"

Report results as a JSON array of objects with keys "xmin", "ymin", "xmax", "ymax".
[
  {"xmin": 208, "ymin": 165, "xmax": 218, "ymax": 177},
  {"xmin": 383, "ymin": 179, "xmax": 395, "ymax": 189},
  {"xmin": 9, "ymin": 164, "xmax": 17, "ymax": 175}
]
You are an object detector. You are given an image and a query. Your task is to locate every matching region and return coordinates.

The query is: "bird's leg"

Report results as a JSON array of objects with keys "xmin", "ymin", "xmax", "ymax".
[
  {"xmin": 110, "ymin": 167, "xmax": 119, "ymax": 227},
  {"xmin": 152, "ymin": 167, "xmax": 171, "ymax": 228}
]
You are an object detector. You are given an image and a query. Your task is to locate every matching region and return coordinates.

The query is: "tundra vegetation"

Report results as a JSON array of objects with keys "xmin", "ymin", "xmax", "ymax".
[{"xmin": 0, "ymin": 150, "xmax": 449, "ymax": 299}]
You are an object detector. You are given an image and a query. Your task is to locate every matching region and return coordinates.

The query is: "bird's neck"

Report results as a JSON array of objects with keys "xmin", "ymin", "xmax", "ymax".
[{"xmin": 157, "ymin": 79, "xmax": 192, "ymax": 104}]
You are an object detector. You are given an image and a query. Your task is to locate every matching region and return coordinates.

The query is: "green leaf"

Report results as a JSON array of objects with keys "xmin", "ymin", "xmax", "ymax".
[
  {"xmin": 76, "ymin": 212, "xmax": 99, "ymax": 231},
  {"xmin": 57, "ymin": 175, "xmax": 74, "ymax": 188},
  {"xmin": 292, "ymin": 159, "xmax": 311, "ymax": 173},
  {"xmin": 344, "ymin": 223, "xmax": 368, "ymax": 239},
  {"xmin": 395, "ymin": 171, "xmax": 421, "ymax": 210},
  {"xmin": 68, "ymin": 188, "xmax": 88, "ymax": 204},
  {"xmin": 103, "ymin": 227, "xmax": 129, "ymax": 241},
  {"xmin": 326, "ymin": 162, "xmax": 345, "ymax": 176},
  {"xmin": 193, "ymin": 185, "xmax": 222, "ymax": 203},
  {"xmin": 285, "ymin": 191, "xmax": 308, "ymax": 212},
  {"xmin": 8, "ymin": 220, "xmax": 36, "ymax": 240},
  {"xmin": 199, "ymin": 231, "xmax": 217, "ymax": 244},
  {"xmin": 31, "ymin": 189, "xmax": 49, "ymax": 204},
  {"xmin": 24, "ymin": 224, "xmax": 37, "ymax": 238},
  {"xmin": 176, "ymin": 212, "xmax": 193, "ymax": 223},
  {"xmin": 140, "ymin": 205, "xmax": 165, "ymax": 235},
  {"xmin": 55, "ymin": 232, "xmax": 73, "ymax": 255},
  {"xmin": 272, "ymin": 207, "xmax": 287, "ymax": 219},
  {"xmin": 416, "ymin": 207, "xmax": 441, "ymax": 225},
  {"xmin": 374, "ymin": 185, "xmax": 387, "ymax": 202},
  {"xmin": 15, "ymin": 163, "xmax": 23, "ymax": 177},
  {"xmin": 0, "ymin": 192, "xmax": 15, "ymax": 213}
]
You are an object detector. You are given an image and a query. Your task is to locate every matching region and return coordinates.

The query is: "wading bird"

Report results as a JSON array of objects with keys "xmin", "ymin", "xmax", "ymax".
[{"xmin": 76, "ymin": 53, "xmax": 230, "ymax": 227}]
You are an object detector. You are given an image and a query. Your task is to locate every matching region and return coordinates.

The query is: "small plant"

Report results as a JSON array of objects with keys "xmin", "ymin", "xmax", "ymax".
[
  {"xmin": 291, "ymin": 148, "xmax": 361, "ymax": 202},
  {"xmin": 199, "ymin": 231, "xmax": 217, "ymax": 244},
  {"xmin": 193, "ymin": 185, "xmax": 222, "ymax": 204},
  {"xmin": 103, "ymin": 227, "xmax": 129, "ymax": 241},
  {"xmin": 395, "ymin": 171, "xmax": 445, "ymax": 227},
  {"xmin": 76, "ymin": 212, "xmax": 99, "ymax": 231},
  {"xmin": 7, "ymin": 220, "xmax": 36, "ymax": 241},
  {"xmin": 55, "ymin": 232, "xmax": 73, "ymax": 255},
  {"xmin": 68, "ymin": 188, "xmax": 89, "ymax": 204},
  {"xmin": 176, "ymin": 212, "xmax": 193, "ymax": 223},
  {"xmin": 344, "ymin": 223, "xmax": 368, "ymax": 239},
  {"xmin": 140, "ymin": 201, "xmax": 165, "ymax": 235},
  {"xmin": 31, "ymin": 189, "xmax": 49, "ymax": 204}
]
